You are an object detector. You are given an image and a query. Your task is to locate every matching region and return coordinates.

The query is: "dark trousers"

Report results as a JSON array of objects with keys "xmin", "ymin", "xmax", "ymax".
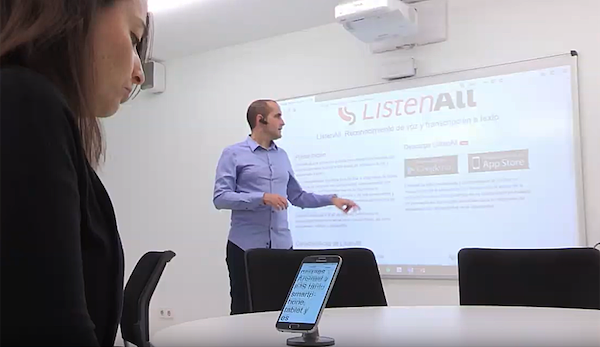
[
  {"xmin": 226, "ymin": 240, "xmax": 293, "ymax": 315},
  {"xmin": 226, "ymin": 241, "xmax": 250, "ymax": 315}
]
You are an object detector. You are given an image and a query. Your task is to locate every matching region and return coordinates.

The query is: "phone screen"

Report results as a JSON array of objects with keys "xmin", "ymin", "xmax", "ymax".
[{"xmin": 278, "ymin": 262, "xmax": 339, "ymax": 325}]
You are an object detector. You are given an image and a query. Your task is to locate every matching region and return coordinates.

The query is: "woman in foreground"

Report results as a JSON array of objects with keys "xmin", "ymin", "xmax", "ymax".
[{"xmin": 1, "ymin": 0, "xmax": 149, "ymax": 345}]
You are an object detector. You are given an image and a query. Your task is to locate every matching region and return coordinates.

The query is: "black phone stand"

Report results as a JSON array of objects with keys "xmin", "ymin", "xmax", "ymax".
[{"xmin": 286, "ymin": 327, "xmax": 335, "ymax": 347}]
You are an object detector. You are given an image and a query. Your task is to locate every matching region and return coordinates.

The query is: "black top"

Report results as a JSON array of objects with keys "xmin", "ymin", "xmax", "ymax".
[{"xmin": 1, "ymin": 67, "xmax": 125, "ymax": 346}]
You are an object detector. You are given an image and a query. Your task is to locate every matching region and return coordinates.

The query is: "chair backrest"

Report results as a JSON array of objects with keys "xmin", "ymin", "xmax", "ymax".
[
  {"xmin": 458, "ymin": 247, "xmax": 600, "ymax": 310},
  {"xmin": 121, "ymin": 250, "xmax": 176, "ymax": 347},
  {"xmin": 245, "ymin": 248, "xmax": 387, "ymax": 313}
]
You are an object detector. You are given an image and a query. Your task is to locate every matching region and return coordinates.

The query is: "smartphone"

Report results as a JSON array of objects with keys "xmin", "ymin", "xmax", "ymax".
[{"xmin": 276, "ymin": 255, "xmax": 342, "ymax": 334}]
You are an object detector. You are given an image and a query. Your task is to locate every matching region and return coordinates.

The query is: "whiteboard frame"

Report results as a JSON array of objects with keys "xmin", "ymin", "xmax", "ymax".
[{"xmin": 279, "ymin": 52, "xmax": 586, "ymax": 280}]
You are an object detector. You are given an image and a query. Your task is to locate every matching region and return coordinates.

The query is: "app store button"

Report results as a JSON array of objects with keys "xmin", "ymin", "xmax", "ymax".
[{"xmin": 469, "ymin": 149, "xmax": 529, "ymax": 173}]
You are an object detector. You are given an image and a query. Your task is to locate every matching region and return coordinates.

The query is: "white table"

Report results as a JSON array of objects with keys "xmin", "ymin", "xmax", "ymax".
[{"xmin": 152, "ymin": 306, "xmax": 600, "ymax": 347}]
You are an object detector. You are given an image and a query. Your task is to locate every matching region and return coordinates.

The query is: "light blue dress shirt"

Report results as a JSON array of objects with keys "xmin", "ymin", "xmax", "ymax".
[{"xmin": 213, "ymin": 136, "xmax": 334, "ymax": 251}]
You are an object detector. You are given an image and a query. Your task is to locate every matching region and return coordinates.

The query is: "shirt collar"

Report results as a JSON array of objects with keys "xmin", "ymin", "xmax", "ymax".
[{"xmin": 246, "ymin": 135, "xmax": 277, "ymax": 152}]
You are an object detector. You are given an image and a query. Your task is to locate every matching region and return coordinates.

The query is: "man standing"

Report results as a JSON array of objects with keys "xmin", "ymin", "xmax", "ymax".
[{"xmin": 213, "ymin": 99, "xmax": 359, "ymax": 315}]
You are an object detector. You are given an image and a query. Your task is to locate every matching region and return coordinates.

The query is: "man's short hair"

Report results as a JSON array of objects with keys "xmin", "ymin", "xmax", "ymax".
[{"xmin": 247, "ymin": 99, "xmax": 275, "ymax": 130}]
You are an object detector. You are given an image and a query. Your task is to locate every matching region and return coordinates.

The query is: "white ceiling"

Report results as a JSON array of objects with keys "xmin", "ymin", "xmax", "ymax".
[{"xmin": 150, "ymin": 0, "xmax": 343, "ymax": 61}]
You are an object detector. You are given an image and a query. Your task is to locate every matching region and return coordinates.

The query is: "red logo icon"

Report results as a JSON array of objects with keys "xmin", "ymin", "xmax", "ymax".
[{"xmin": 338, "ymin": 107, "xmax": 356, "ymax": 125}]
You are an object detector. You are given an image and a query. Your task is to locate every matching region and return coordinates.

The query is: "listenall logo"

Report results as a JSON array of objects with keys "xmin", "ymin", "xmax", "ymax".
[
  {"xmin": 338, "ymin": 107, "xmax": 357, "ymax": 125},
  {"xmin": 337, "ymin": 89, "xmax": 477, "ymax": 125}
]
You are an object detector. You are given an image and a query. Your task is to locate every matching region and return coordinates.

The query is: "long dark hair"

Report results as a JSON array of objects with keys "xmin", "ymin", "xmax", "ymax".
[{"xmin": 0, "ymin": 0, "xmax": 149, "ymax": 167}]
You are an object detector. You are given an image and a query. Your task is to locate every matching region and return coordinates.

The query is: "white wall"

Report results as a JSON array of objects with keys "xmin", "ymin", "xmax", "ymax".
[{"xmin": 100, "ymin": 0, "xmax": 600, "ymax": 338}]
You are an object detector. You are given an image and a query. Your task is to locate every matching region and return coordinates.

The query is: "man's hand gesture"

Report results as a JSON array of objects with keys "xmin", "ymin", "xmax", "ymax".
[
  {"xmin": 331, "ymin": 197, "xmax": 359, "ymax": 214},
  {"xmin": 263, "ymin": 193, "xmax": 289, "ymax": 210}
]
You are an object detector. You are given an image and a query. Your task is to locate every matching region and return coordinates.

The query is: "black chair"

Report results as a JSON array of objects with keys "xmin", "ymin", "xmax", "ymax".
[
  {"xmin": 121, "ymin": 250, "xmax": 176, "ymax": 347},
  {"xmin": 458, "ymin": 247, "xmax": 600, "ymax": 310},
  {"xmin": 244, "ymin": 247, "xmax": 387, "ymax": 313}
]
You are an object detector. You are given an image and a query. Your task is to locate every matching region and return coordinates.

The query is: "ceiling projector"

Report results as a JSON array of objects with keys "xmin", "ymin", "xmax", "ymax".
[{"xmin": 335, "ymin": 0, "xmax": 418, "ymax": 44}]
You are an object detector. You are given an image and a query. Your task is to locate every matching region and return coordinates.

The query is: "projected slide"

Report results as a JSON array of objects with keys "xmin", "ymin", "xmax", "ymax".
[{"xmin": 277, "ymin": 57, "xmax": 584, "ymax": 278}]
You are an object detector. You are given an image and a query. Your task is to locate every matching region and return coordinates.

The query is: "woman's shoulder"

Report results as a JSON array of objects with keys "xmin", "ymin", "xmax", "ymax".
[
  {"xmin": 1, "ymin": 66, "xmax": 77, "ymax": 136},
  {"xmin": 1, "ymin": 66, "xmax": 71, "ymax": 114}
]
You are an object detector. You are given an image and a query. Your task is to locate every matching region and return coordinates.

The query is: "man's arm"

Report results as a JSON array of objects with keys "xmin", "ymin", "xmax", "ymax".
[
  {"xmin": 212, "ymin": 147, "xmax": 265, "ymax": 211},
  {"xmin": 287, "ymin": 169, "xmax": 336, "ymax": 209},
  {"xmin": 285, "ymin": 153, "xmax": 359, "ymax": 212}
]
